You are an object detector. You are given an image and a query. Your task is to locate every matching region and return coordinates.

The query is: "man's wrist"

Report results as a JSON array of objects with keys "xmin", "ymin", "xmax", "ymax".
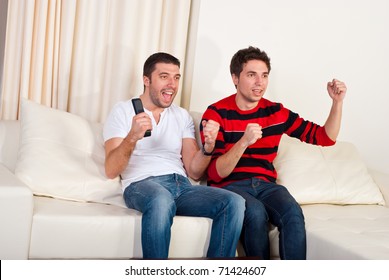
[{"xmin": 201, "ymin": 144, "xmax": 214, "ymax": 156}]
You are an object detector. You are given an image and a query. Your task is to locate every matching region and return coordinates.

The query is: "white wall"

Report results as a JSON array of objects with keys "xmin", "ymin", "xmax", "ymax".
[{"xmin": 188, "ymin": 0, "xmax": 389, "ymax": 174}]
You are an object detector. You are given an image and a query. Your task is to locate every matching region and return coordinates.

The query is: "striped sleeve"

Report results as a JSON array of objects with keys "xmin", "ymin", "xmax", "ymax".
[{"xmin": 284, "ymin": 110, "xmax": 335, "ymax": 146}]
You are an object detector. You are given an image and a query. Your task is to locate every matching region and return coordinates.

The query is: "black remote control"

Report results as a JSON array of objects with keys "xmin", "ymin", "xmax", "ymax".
[{"xmin": 131, "ymin": 98, "xmax": 151, "ymax": 137}]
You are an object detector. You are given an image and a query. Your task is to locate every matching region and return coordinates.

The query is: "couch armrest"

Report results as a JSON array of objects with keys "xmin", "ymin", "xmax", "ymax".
[
  {"xmin": 0, "ymin": 164, "xmax": 33, "ymax": 259},
  {"xmin": 369, "ymin": 169, "xmax": 389, "ymax": 207}
]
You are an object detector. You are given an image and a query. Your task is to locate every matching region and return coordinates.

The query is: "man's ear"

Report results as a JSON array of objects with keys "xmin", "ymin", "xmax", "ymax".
[
  {"xmin": 143, "ymin": 76, "xmax": 150, "ymax": 87},
  {"xmin": 232, "ymin": 74, "xmax": 239, "ymax": 88}
]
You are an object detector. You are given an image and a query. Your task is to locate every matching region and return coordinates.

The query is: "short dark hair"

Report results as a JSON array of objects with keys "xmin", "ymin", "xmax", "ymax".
[
  {"xmin": 230, "ymin": 46, "xmax": 271, "ymax": 77},
  {"xmin": 143, "ymin": 52, "xmax": 180, "ymax": 79}
]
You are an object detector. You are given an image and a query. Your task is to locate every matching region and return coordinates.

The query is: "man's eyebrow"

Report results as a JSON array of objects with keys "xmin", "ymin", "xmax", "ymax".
[
  {"xmin": 246, "ymin": 70, "xmax": 269, "ymax": 75},
  {"xmin": 158, "ymin": 72, "xmax": 181, "ymax": 77},
  {"xmin": 246, "ymin": 70, "xmax": 261, "ymax": 75}
]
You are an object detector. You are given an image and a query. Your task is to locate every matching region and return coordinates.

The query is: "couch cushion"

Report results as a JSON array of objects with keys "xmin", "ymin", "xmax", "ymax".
[
  {"xmin": 274, "ymin": 135, "xmax": 385, "ymax": 205},
  {"xmin": 29, "ymin": 196, "xmax": 212, "ymax": 259},
  {"xmin": 303, "ymin": 204, "xmax": 389, "ymax": 259},
  {"xmin": 14, "ymin": 99, "xmax": 125, "ymax": 206},
  {"xmin": 268, "ymin": 204, "xmax": 389, "ymax": 260}
]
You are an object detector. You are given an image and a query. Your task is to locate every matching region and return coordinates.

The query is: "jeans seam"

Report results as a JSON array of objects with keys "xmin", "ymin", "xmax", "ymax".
[
  {"xmin": 267, "ymin": 202, "xmax": 286, "ymax": 258},
  {"xmin": 220, "ymin": 205, "xmax": 227, "ymax": 256}
]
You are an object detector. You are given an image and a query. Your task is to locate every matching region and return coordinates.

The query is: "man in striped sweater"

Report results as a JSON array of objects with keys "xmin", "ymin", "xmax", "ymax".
[{"xmin": 200, "ymin": 46, "xmax": 347, "ymax": 259}]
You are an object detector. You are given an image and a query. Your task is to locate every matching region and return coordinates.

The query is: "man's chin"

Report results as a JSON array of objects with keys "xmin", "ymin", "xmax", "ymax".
[{"xmin": 160, "ymin": 100, "xmax": 173, "ymax": 108}]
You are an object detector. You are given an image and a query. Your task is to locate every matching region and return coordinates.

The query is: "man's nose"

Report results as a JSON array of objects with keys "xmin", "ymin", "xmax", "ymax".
[
  {"xmin": 167, "ymin": 76, "xmax": 176, "ymax": 86},
  {"xmin": 255, "ymin": 75, "xmax": 262, "ymax": 85}
]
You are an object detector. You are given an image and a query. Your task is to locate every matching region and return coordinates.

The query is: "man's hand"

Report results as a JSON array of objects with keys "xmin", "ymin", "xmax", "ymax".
[
  {"xmin": 241, "ymin": 123, "xmax": 262, "ymax": 147},
  {"xmin": 130, "ymin": 112, "xmax": 152, "ymax": 141},
  {"xmin": 202, "ymin": 119, "xmax": 220, "ymax": 153},
  {"xmin": 327, "ymin": 79, "xmax": 347, "ymax": 102}
]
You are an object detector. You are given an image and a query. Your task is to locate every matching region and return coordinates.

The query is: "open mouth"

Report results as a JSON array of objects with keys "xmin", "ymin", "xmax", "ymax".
[
  {"xmin": 162, "ymin": 90, "xmax": 174, "ymax": 102},
  {"xmin": 252, "ymin": 88, "xmax": 263, "ymax": 95}
]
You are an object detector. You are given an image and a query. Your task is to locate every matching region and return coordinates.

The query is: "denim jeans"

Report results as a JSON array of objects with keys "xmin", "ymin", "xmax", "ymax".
[
  {"xmin": 225, "ymin": 178, "xmax": 306, "ymax": 260},
  {"xmin": 123, "ymin": 173, "xmax": 245, "ymax": 259}
]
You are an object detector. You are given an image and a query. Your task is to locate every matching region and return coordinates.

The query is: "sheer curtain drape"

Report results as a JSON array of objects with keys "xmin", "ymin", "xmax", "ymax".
[{"xmin": 0, "ymin": 0, "xmax": 192, "ymax": 122}]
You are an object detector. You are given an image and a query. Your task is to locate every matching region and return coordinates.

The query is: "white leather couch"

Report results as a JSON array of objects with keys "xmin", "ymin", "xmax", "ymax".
[{"xmin": 1, "ymin": 99, "xmax": 389, "ymax": 260}]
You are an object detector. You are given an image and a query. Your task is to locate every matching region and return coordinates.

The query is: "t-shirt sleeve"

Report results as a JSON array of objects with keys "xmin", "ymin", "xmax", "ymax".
[{"xmin": 182, "ymin": 109, "xmax": 196, "ymax": 140}]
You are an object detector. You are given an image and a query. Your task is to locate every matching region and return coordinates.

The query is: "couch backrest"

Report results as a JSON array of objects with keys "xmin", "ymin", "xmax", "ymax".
[
  {"xmin": 0, "ymin": 120, "xmax": 20, "ymax": 172},
  {"xmin": 189, "ymin": 111, "xmax": 203, "ymax": 148}
]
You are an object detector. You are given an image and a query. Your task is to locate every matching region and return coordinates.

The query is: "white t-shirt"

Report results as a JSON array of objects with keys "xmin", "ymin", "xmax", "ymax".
[{"xmin": 103, "ymin": 99, "xmax": 195, "ymax": 191}]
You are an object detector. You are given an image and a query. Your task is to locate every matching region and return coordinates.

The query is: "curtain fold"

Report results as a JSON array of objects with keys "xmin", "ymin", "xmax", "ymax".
[{"xmin": 0, "ymin": 0, "xmax": 192, "ymax": 122}]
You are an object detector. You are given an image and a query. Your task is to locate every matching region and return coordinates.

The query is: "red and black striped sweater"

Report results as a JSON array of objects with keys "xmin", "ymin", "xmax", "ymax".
[{"xmin": 201, "ymin": 94, "xmax": 335, "ymax": 188}]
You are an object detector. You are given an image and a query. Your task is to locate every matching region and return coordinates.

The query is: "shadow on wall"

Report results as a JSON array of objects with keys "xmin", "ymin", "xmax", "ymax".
[{"xmin": 191, "ymin": 36, "xmax": 225, "ymax": 111}]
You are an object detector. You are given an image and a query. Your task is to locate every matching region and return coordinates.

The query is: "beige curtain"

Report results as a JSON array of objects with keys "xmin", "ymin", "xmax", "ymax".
[{"xmin": 0, "ymin": 0, "xmax": 192, "ymax": 122}]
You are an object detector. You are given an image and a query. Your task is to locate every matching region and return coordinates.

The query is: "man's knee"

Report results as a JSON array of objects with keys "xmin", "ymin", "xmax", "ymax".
[
  {"xmin": 226, "ymin": 192, "xmax": 246, "ymax": 212},
  {"xmin": 282, "ymin": 202, "xmax": 305, "ymax": 227},
  {"xmin": 245, "ymin": 201, "xmax": 268, "ymax": 225},
  {"xmin": 146, "ymin": 194, "xmax": 176, "ymax": 215}
]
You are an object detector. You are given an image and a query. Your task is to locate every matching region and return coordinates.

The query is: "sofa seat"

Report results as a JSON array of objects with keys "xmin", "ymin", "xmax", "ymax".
[
  {"xmin": 266, "ymin": 204, "xmax": 389, "ymax": 260},
  {"xmin": 28, "ymin": 196, "xmax": 212, "ymax": 259},
  {"xmin": 303, "ymin": 204, "xmax": 389, "ymax": 259}
]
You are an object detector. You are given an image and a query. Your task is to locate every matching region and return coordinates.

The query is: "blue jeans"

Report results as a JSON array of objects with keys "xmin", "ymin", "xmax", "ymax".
[
  {"xmin": 123, "ymin": 173, "xmax": 245, "ymax": 259},
  {"xmin": 225, "ymin": 178, "xmax": 306, "ymax": 260}
]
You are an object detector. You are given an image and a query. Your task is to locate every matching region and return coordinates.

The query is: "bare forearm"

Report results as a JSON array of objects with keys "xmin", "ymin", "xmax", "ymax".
[
  {"xmin": 324, "ymin": 100, "xmax": 343, "ymax": 141},
  {"xmin": 105, "ymin": 137, "xmax": 137, "ymax": 179},
  {"xmin": 216, "ymin": 139, "xmax": 248, "ymax": 178},
  {"xmin": 187, "ymin": 150, "xmax": 213, "ymax": 181}
]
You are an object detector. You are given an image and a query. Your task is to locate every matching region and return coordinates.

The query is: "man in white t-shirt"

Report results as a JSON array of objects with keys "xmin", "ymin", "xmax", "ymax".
[{"xmin": 103, "ymin": 52, "xmax": 245, "ymax": 259}]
